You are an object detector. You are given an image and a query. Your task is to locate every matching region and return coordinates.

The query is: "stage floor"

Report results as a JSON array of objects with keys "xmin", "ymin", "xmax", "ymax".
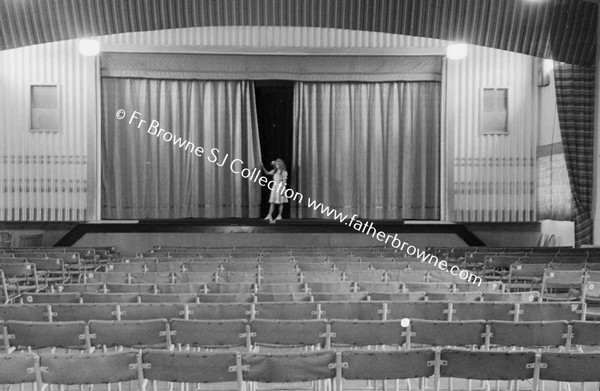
[{"xmin": 56, "ymin": 218, "xmax": 485, "ymax": 248}]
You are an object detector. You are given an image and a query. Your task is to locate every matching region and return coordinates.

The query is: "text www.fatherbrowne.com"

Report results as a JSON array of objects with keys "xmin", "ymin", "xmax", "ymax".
[{"xmin": 121, "ymin": 109, "xmax": 482, "ymax": 286}]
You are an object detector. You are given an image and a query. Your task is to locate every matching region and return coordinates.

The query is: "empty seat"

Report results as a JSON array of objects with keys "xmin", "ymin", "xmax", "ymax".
[
  {"xmin": 22, "ymin": 292, "xmax": 81, "ymax": 304},
  {"xmin": 40, "ymin": 350, "xmax": 139, "ymax": 385},
  {"xmin": 170, "ymin": 319, "xmax": 249, "ymax": 348},
  {"xmin": 308, "ymin": 282, "xmax": 355, "ymax": 293},
  {"xmin": 88, "ymin": 319, "xmax": 170, "ymax": 348},
  {"xmin": 408, "ymin": 319, "xmax": 486, "ymax": 347},
  {"xmin": 140, "ymin": 293, "xmax": 197, "ymax": 303},
  {"xmin": 105, "ymin": 283, "xmax": 156, "ymax": 293},
  {"xmin": 489, "ymin": 320, "xmax": 569, "ymax": 347},
  {"xmin": 142, "ymin": 349, "xmax": 238, "ymax": 384},
  {"xmin": 242, "ymin": 350, "xmax": 336, "ymax": 383},
  {"xmin": 539, "ymin": 352, "xmax": 600, "ymax": 382},
  {"xmin": 197, "ymin": 293, "xmax": 255, "ymax": 303},
  {"xmin": 6, "ymin": 320, "xmax": 88, "ymax": 350},
  {"xmin": 156, "ymin": 282, "xmax": 204, "ymax": 294},
  {"xmin": 251, "ymin": 319, "xmax": 326, "ymax": 347},
  {"xmin": 440, "ymin": 350, "xmax": 535, "ymax": 381},
  {"xmin": 330, "ymin": 319, "xmax": 406, "ymax": 346},
  {"xmin": 342, "ymin": 349, "xmax": 435, "ymax": 380}
]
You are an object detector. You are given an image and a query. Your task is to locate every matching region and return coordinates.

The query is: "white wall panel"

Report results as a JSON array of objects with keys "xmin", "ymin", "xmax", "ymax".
[{"xmin": 0, "ymin": 40, "xmax": 95, "ymax": 221}]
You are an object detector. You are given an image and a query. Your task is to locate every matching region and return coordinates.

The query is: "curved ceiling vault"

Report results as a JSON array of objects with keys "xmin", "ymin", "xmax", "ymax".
[{"xmin": 0, "ymin": 0, "xmax": 597, "ymax": 65}]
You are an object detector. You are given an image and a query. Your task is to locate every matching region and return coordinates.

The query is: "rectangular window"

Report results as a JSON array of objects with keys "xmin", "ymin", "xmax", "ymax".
[
  {"xmin": 481, "ymin": 87, "xmax": 508, "ymax": 134},
  {"xmin": 30, "ymin": 85, "xmax": 59, "ymax": 132}
]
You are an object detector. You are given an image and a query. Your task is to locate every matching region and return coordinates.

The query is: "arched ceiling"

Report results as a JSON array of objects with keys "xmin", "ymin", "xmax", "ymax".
[{"xmin": 0, "ymin": 0, "xmax": 597, "ymax": 65}]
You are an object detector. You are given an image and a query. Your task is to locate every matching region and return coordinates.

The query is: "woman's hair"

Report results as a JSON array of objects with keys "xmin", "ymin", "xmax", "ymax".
[{"xmin": 274, "ymin": 158, "xmax": 286, "ymax": 171}]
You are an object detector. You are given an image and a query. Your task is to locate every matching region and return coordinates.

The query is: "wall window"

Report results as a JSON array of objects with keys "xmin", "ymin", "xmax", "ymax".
[
  {"xmin": 30, "ymin": 85, "xmax": 59, "ymax": 133},
  {"xmin": 481, "ymin": 87, "xmax": 509, "ymax": 134}
]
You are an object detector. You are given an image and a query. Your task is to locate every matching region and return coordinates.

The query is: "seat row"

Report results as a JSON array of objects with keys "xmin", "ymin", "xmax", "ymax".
[
  {"xmin": 0, "ymin": 301, "xmax": 586, "ymax": 322},
  {"xmin": 57, "ymin": 281, "xmax": 504, "ymax": 294},
  {"xmin": 21, "ymin": 290, "xmax": 539, "ymax": 305},
  {"xmin": 3, "ymin": 318, "xmax": 600, "ymax": 350},
  {"xmin": 3, "ymin": 348, "xmax": 599, "ymax": 389},
  {"xmin": 82, "ymin": 270, "xmax": 470, "ymax": 284}
]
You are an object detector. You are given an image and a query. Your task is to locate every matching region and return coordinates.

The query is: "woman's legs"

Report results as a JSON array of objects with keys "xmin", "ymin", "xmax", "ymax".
[
  {"xmin": 276, "ymin": 204, "xmax": 284, "ymax": 220},
  {"xmin": 265, "ymin": 203, "xmax": 275, "ymax": 220}
]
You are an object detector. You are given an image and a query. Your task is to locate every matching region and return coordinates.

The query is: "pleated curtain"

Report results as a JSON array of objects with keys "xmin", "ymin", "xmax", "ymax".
[
  {"xmin": 553, "ymin": 62, "xmax": 595, "ymax": 246},
  {"xmin": 292, "ymin": 81, "xmax": 440, "ymax": 220},
  {"xmin": 101, "ymin": 78, "xmax": 262, "ymax": 219}
]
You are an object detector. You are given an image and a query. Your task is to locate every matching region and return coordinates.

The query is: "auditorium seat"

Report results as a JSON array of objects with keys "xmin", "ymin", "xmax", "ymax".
[
  {"xmin": 119, "ymin": 303, "xmax": 183, "ymax": 320},
  {"xmin": 140, "ymin": 293, "xmax": 197, "ymax": 303},
  {"xmin": 40, "ymin": 350, "xmax": 139, "ymax": 386},
  {"xmin": 357, "ymin": 281, "xmax": 402, "ymax": 293},
  {"xmin": 439, "ymin": 349, "xmax": 536, "ymax": 383},
  {"xmin": 251, "ymin": 319, "xmax": 326, "ymax": 348},
  {"xmin": 488, "ymin": 320, "xmax": 569, "ymax": 348},
  {"xmin": 256, "ymin": 282, "xmax": 306, "ymax": 293},
  {"xmin": 6, "ymin": 320, "xmax": 88, "ymax": 350},
  {"xmin": 387, "ymin": 302, "xmax": 448, "ymax": 321},
  {"xmin": 426, "ymin": 292, "xmax": 482, "ymax": 302},
  {"xmin": 23, "ymin": 292, "xmax": 81, "ymax": 304},
  {"xmin": 104, "ymin": 282, "xmax": 155, "ymax": 293},
  {"xmin": 301, "ymin": 271, "xmax": 343, "ymax": 282},
  {"xmin": 81, "ymin": 293, "xmax": 139, "ymax": 303},
  {"xmin": 206, "ymin": 282, "xmax": 255, "ymax": 293},
  {"xmin": 197, "ymin": 293, "xmax": 255, "ymax": 303},
  {"xmin": 51, "ymin": 304, "xmax": 117, "ymax": 322},
  {"xmin": 296, "ymin": 262, "xmax": 334, "ymax": 272},
  {"xmin": 0, "ymin": 353, "xmax": 37, "ymax": 386},
  {"xmin": 319, "ymin": 302, "xmax": 382, "ymax": 320},
  {"xmin": 88, "ymin": 319, "xmax": 169, "ymax": 349},
  {"xmin": 407, "ymin": 319, "xmax": 486, "ymax": 347},
  {"xmin": 255, "ymin": 292, "xmax": 311, "ymax": 302},
  {"xmin": 170, "ymin": 319, "xmax": 250, "ymax": 349},
  {"xmin": 58, "ymin": 283, "xmax": 103, "ymax": 293},
  {"xmin": 254, "ymin": 302, "xmax": 318, "ymax": 320},
  {"xmin": 540, "ymin": 269, "xmax": 587, "ymax": 302},
  {"xmin": 307, "ymin": 281, "xmax": 355, "ymax": 293},
  {"xmin": 143, "ymin": 349, "xmax": 238, "ymax": 385},
  {"xmin": 156, "ymin": 282, "xmax": 204, "ymax": 294},
  {"xmin": 482, "ymin": 291, "xmax": 539, "ymax": 302},
  {"xmin": 404, "ymin": 282, "xmax": 453, "ymax": 293},
  {"xmin": 259, "ymin": 272, "xmax": 300, "ymax": 284},
  {"xmin": 186, "ymin": 303, "xmax": 251, "ymax": 320},
  {"xmin": 344, "ymin": 270, "xmax": 385, "ymax": 282},
  {"xmin": 369, "ymin": 292, "xmax": 426, "ymax": 301},
  {"xmin": 539, "ymin": 352, "xmax": 600, "ymax": 383},
  {"xmin": 569, "ymin": 321, "xmax": 600, "ymax": 348},
  {"xmin": 311, "ymin": 292, "xmax": 368, "ymax": 301},
  {"xmin": 329, "ymin": 319, "xmax": 406, "ymax": 347},
  {"xmin": 173, "ymin": 271, "xmax": 214, "ymax": 283}
]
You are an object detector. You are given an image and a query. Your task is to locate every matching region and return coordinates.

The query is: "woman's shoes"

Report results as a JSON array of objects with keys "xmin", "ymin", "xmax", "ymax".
[
  {"xmin": 264, "ymin": 215, "xmax": 272, "ymax": 220},
  {"xmin": 275, "ymin": 215, "xmax": 282, "ymax": 221}
]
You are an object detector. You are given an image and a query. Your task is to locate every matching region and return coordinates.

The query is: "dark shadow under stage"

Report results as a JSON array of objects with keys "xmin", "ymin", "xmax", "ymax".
[{"xmin": 55, "ymin": 218, "xmax": 489, "ymax": 256}]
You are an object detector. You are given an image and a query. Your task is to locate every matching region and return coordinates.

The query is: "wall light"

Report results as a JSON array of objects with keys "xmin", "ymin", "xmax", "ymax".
[
  {"xmin": 446, "ymin": 43, "xmax": 468, "ymax": 60},
  {"xmin": 78, "ymin": 39, "xmax": 100, "ymax": 56},
  {"xmin": 538, "ymin": 58, "xmax": 554, "ymax": 87}
]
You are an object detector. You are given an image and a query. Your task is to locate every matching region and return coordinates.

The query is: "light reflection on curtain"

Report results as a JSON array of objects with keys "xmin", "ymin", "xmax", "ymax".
[
  {"xmin": 101, "ymin": 79, "xmax": 262, "ymax": 219},
  {"xmin": 292, "ymin": 82, "xmax": 440, "ymax": 220}
]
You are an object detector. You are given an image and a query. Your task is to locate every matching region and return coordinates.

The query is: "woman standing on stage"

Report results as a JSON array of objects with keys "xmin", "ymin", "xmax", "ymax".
[{"xmin": 261, "ymin": 158, "xmax": 288, "ymax": 223}]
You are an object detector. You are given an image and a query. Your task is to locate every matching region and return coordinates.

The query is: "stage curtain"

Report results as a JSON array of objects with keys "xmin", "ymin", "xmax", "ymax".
[
  {"xmin": 292, "ymin": 81, "xmax": 440, "ymax": 220},
  {"xmin": 101, "ymin": 78, "xmax": 262, "ymax": 219},
  {"xmin": 553, "ymin": 62, "xmax": 595, "ymax": 246}
]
